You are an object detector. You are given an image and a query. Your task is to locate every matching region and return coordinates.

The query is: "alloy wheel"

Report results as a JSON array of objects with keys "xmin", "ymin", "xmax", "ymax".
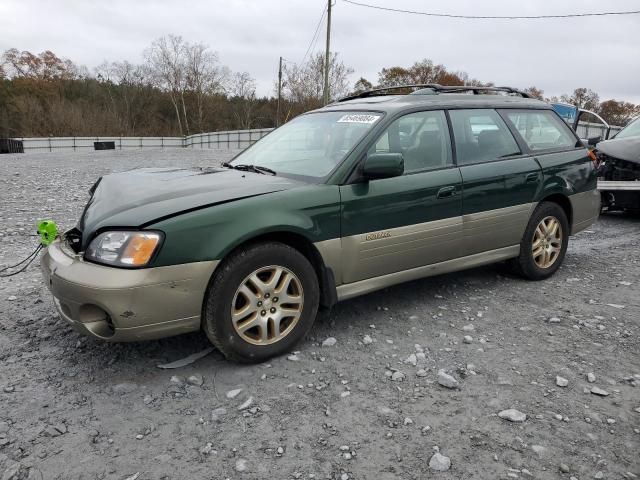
[
  {"xmin": 231, "ymin": 265, "xmax": 304, "ymax": 345},
  {"xmin": 531, "ymin": 215, "xmax": 563, "ymax": 269}
]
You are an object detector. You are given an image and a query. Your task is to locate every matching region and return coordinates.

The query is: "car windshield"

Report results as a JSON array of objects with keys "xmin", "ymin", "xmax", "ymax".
[
  {"xmin": 230, "ymin": 111, "xmax": 383, "ymax": 180},
  {"xmin": 616, "ymin": 117, "xmax": 640, "ymax": 139}
]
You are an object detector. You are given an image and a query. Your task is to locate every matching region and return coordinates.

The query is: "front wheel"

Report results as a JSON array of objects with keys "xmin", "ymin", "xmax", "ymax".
[
  {"xmin": 509, "ymin": 202, "xmax": 569, "ymax": 280},
  {"xmin": 203, "ymin": 242, "xmax": 319, "ymax": 363}
]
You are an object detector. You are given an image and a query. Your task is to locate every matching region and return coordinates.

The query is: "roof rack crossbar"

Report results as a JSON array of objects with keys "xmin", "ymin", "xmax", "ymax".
[{"xmin": 338, "ymin": 84, "xmax": 531, "ymax": 102}]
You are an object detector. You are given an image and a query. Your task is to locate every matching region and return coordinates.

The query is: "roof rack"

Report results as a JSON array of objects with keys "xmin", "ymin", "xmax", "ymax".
[{"xmin": 337, "ymin": 84, "xmax": 531, "ymax": 102}]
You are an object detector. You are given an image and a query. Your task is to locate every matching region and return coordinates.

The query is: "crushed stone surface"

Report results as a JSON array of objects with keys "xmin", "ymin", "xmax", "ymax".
[{"xmin": 0, "ymin": 150, "xmax": 639, "ymax": 479}]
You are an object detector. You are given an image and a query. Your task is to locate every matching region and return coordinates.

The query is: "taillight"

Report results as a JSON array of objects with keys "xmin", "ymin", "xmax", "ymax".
[{"xmin": 587, "ymin": 150, "xmax": 599, "ymax": 167}]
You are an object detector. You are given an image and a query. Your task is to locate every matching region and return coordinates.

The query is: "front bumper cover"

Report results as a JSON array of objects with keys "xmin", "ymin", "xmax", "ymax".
[{"xmin": 40, "ymin": 239, "xmax": 218, "ymax": 342}]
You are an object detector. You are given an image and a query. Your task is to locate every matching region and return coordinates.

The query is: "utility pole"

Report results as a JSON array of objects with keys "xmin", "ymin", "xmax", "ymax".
[
  {"xmin": 276, "ymin": 56, "xmax": 283, "ymax": 127},
  {"xmin": 323, "ymin": 0, "xmax": 332, "ymax": 105}
]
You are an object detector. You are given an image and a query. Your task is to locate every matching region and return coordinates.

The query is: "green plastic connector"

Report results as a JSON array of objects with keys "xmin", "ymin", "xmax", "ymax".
[{"xmin": 37, "ymin": 220, "xmax": 58, "ymax": 246}]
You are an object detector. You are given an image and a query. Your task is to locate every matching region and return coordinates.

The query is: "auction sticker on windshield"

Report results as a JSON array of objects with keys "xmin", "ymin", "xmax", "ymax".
[{"xmin": 337, "ymin": 114, "xmax": 381, "ymax": 124}]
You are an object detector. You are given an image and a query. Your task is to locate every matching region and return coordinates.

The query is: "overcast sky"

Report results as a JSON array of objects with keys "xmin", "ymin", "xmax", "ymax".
[{"xmin": 2, "ymin": 0, "xmax": 639, "ymax": 102}]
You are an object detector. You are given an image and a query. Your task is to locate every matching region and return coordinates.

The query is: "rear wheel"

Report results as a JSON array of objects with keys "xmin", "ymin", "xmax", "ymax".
[
  {"xmin": 509, "ymin": 202, "xmax": 569, "ymax": 280},
  {"xmin": 203, "ymin": 242, "xmax": 319, "ymax": 363}
]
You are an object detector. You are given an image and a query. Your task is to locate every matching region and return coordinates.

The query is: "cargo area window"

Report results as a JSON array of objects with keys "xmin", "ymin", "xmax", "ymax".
[
  {"xmin": 504, "ymin": 110, "xmax": 576, "ymax": 151},
  {"xmin": 369, "ymin": 110, "xmax": 453, "ymax": 173},
  {"xmin": 449, "ymin": 109, "xmax": 521, "ymax": 165}
]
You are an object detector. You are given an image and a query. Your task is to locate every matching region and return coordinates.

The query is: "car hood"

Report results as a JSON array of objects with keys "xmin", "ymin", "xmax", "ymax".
[
  {"xmin": 597, "ymin": 136, "xmax": 640, "ymax": 164},
  {"xmin": 78, "ymin": 167, "xmax": 303, "ymax": 247}
]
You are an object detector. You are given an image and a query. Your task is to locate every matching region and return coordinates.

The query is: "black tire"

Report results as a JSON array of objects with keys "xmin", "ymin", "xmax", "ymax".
[
  {"xmin": 203, "ymin": 242, "xmax": 319, "ymax": 363},
  {"xmin": 509, "ymin": 202, "xmax": 570, "ymax": 280}
]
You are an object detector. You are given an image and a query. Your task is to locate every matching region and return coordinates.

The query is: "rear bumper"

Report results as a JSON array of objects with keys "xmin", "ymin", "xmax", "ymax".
[{"xmin": 40, "ymin": 239, "xmax": 218, "ymax": 342}]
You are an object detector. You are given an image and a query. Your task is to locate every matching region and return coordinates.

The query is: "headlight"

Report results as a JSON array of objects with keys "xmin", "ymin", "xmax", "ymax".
[{"xmin": 85, "ymin": 231, "xmax": 162, "ymax": 267}]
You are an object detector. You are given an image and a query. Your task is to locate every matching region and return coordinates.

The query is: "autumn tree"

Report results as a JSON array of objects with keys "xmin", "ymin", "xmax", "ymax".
[
  {"xmin": 3, "ymin": 45, "xmax": 640, "ymax": 138},
  {"xmin": 352, "ymin": 77, "xmax": 373, "ymax": 94},
  {"xmin": 2, "ymin": 48, "xmax": 78, "ymax": 80},
  {"xmin": 376, "ymin": 59, "xmax": 482, "ymax": 88},
  {"xmin": 561, "ymin": 88, "xmax": 600, "ymax": 111},
  {"xmin": 377, "ymin": 66, "xmax": 412, "ymax": 87},
  {"xmin": 598, "ymin": 99, "xmax": 640, "ymax": 126}
]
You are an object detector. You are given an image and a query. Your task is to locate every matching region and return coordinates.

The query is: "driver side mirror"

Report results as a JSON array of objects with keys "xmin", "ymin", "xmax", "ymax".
[{"xmin": 363, "ymin": 153, "xmax": 404, "ymax": 180}]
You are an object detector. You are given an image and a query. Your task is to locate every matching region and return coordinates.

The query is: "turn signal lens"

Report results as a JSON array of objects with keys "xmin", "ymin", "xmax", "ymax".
[
  {"xmin": 587, "ymin": 150, "xmax": 599, "ymax": 166},
  {"xmin": 85, "ymin": 231, "xmax": 162, "ymax": 267},
  {"xmin": 121, "ymin": 234, "xmax": 161, "ymax": 266}
]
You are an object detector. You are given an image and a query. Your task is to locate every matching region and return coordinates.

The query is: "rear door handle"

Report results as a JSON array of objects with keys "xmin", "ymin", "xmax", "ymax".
[
  {"xmin": 436, "ymin": 186, "xmax": 457, "ymax": 199},
  {"xmin": 525, "ymin": 172, "xmax": 539, "ymax": 183}
]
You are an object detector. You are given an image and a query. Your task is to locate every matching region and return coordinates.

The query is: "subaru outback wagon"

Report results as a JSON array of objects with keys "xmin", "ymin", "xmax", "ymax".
[{"xmin": 41, "ymin": 84, "xmax": 600, "ymax": 362}]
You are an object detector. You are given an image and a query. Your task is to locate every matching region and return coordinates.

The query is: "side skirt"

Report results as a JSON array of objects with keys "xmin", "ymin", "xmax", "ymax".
[{"xmin": 336, "ymin": 245, "xmax": 520, "ymax": 301}]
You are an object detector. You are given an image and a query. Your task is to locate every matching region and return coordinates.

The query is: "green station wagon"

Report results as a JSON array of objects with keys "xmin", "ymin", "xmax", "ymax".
[{"xmin": 41, "ymin": 84, "xmax": 600, "ymax": 362}]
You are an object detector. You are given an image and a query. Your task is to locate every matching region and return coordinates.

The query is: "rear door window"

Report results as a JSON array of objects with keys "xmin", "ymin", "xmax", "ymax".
[
  {"xmin": 449, "ymin": 109, "xmax": 521, "ymax": 165},
  {"xmin": 504, "ymin": 110, "xmax": 577, "ymax": 151}
]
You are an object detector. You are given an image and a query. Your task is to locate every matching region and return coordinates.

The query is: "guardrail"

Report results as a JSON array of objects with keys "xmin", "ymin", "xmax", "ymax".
[{"xmin": 9, "ymin": 128, "xmax": 274, "ymax": 153}]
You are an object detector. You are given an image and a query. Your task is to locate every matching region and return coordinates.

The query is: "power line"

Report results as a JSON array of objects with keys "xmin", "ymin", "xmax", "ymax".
[
  {"xmin": 299, "ymin": 4, "xmax": 328, "ymax": 67},
  {"xmin": 342, "ymin": 0, "xmax": 640, "ymax": 19}
]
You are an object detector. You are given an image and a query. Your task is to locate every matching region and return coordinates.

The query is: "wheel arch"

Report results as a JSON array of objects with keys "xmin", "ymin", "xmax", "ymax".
[
  {"xmin": 538, "ymin": 193, "xmax": 573, "ymax": 229},
  {"xmin": 209, "ymin": 230, "xmax": 338, "ymax": 309}
]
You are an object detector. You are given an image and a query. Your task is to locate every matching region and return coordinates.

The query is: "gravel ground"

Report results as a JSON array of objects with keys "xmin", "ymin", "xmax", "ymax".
[{"xmin": 0, "ymin": 150, "xmax": 639, "ymax": 480}]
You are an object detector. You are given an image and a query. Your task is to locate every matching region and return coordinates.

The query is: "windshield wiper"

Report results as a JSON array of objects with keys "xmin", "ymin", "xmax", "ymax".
[{"xmin": 221, "ymin": 162, "xmax": 277, "ymax": 176}]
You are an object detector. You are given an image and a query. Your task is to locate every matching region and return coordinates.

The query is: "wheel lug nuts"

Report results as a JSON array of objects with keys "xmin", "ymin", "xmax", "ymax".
[
  {"xmin": 261, "ymin": 310, "xmax": 266, "ymax": 316},
  {"xmin": 257, "ymin": 301, "xmax": 262, "ymax": 307},
  {"xmin": 265, "ymin": 293, "xmax": 270, "ymax": 299},
  {"xmin": 270, "ymin": 307, "xmax": 276, "ymax": 313},
  {"xmin": 273, "ymin": 297, "xmax": 278, "ymax": 303}
]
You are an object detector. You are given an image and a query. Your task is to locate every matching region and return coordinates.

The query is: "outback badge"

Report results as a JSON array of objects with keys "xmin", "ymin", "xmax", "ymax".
[{"xmin": 365, "ymin": 231, "xmax": 392, "ymax": 241}]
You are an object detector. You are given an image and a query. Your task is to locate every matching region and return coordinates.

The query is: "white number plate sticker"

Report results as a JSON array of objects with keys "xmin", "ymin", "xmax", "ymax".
[{"xmin": 337, "ymin": 114, "xmax": 381, "ymax": 124}]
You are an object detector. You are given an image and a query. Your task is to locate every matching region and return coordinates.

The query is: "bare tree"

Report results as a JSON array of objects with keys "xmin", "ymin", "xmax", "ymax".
[
  {"xmin": 96, "ymin": 61, "xmax": 152, "ymax": 135},
  {"xmin": 184, "ymin": 43, "xmax": 228, "ymax": 132},
  {"xmin": 145, "ymin": 35, "xmax": 188, "ymax": 135},
  {"xmin": 230, "ymin": 72, "xmax": 257, "ymax": 129},
  {"xmin": 283, "ymin": 52, "xmax": 353, "ymax": 114},
  {"xmin": 145, "ymin": 36, "xmax": 231, "ymax": 135},
  {"xmin": 524, "ymin": 86, "xmax": 545, "ymax": 100}
]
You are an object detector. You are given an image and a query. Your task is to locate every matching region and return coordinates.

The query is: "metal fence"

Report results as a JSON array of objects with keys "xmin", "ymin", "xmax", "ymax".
[
  {"xmin": 7, "ymin": 122, "xmax": 624, "ymax": 154},
  {"xmin": 12, "ymin": 128, "xmax": 274, "ymax": 153},
  {"xmin": 576, "ymin": 122, "xmax": 622, "ymax": 140}
]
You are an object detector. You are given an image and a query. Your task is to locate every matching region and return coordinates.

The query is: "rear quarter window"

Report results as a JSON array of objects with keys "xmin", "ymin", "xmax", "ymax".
[{"xmin": 504, "ymin": 110, "xmax": 577, "ymax": 152}]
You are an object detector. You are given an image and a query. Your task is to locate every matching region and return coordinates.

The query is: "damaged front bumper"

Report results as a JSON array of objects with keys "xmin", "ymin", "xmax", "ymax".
[{"xmin": 40, "ymin": 239, "xmax": 218, "ymax": 342}]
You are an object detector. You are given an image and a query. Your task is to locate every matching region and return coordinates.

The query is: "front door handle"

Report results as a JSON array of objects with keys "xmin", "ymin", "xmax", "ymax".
[
  {"xmin": 525, "ymin": 172, "xmax": 539, "ymax": 183},
  {"xmin": 436, "ymin": 186, "xmax": 457, "ymax": 199}
]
